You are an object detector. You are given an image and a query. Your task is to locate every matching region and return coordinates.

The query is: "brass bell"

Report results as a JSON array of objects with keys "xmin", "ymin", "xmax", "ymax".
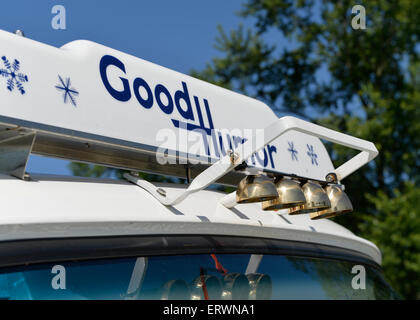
[
  {"xmin": 161, "ymin": 280, "xmax": 191, "ymax": 300},
  {"xmin": 236, "ymin": 175, "xmax": 278, "ymax": 204},
  {"xmin": 262, "ymin": 178, "xmax": 306, "ymax": 211},
  {"xmin": 310, "ymin": 185, "xmax": 353, "ymax": 220},
  {"xmin": 247, "ymin": 273, "xmax": 272, "ymax": 300},
  {"xmin": 191, "ymin": 275, "xmax": 222, "ymax": 300},
  {"xmin": 289, "ymin": 181, "xmax": 331, "ymax": 214},
  {"xmin": 222, "ymin": 273, "xmax": 250, "ymax": 300}
]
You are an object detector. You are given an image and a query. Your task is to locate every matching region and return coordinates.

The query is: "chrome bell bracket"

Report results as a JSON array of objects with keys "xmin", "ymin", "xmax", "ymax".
[{"xmin": 124, "ymin": 116, "xmax": 378, "ymax": 207}]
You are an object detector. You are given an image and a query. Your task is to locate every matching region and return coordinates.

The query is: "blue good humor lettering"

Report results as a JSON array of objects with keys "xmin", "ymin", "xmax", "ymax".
[
  {"xmin": 99, "ymin": 54, "xmax": 277, "ymax": 169},
  {"xmin": 99, "ymin": 55, "xmax": 194, "ymax": 120}
]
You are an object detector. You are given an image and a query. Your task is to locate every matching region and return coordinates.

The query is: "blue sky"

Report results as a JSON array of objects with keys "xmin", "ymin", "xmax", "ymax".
[{"xmin": 0, "ymin": 0, "xmax": 253, "ymax": 175}]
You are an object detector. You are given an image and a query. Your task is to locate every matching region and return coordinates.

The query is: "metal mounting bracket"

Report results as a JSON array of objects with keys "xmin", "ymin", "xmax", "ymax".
[
  {"xmin": 124, "ymin": 116, "xmax": 378, "ymax": 207},
  {"xmin": 0, "ymin": 129, "xmax": 36, "ymax": 180}
]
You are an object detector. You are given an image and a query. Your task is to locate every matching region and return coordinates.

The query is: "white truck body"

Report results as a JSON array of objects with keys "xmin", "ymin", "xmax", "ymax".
[{"xmin": 0, "ymin": 29, "xmax": 397, "ymax": 300}]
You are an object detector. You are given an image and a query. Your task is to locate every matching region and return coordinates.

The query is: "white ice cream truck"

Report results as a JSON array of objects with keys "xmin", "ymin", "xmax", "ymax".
[{"xmin": 0, "ymin": 29, "xmax": 398, "ymax": 300}]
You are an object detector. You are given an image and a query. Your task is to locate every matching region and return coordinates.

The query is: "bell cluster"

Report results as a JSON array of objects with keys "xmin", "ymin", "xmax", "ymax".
[
  {"xmin": 236, "ymin": 173, "xmax": 353, "ymax": 219},
  {"xmin": 161, "ymin": 273, "xmax": 272, "ymax": 300}
]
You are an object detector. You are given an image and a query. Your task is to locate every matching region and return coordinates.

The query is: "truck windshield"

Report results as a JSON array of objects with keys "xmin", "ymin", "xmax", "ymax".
[{"xmin": 0, "ymin": 254, "xmax": 398, "ymax": 300}]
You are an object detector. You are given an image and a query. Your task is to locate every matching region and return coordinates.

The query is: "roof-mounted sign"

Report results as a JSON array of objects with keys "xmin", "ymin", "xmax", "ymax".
[{"xmin": 0, "ymin": 30, "xmax": 377, "ymax": 186}]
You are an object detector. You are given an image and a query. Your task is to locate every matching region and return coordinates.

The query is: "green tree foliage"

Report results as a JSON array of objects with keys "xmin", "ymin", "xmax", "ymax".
[
  {"xmin": 69, "ymin": 162, "xmax": 110, "ymax": 178},
  {"xmin": 190, "ymin": 0, "xmax": 420, "ymax": 299},
  {"xmin": 363, "ymin": 183, "xmax": 420, "ymax": 299}
]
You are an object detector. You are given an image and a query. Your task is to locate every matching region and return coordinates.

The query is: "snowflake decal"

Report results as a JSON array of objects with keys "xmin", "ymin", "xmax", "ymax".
[
  {"xmin": 306, "ymin": 144, "xmax": 318, "ymax": 166},
  {"xmin": 55, "ymin": 75, "xmax": 79, "ymax": 106},
  {"xmin": 0, "ymin": 56, "xmax": 29, "ymax": 95},
  {"xmin": 288, "ymin": 141, "xmax": 298, "ymax": 161}
]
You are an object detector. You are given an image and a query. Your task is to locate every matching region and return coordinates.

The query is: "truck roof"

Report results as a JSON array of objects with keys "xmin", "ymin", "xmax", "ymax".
[{"xmin": 0, "ymin": 172, "xmax": 382, "ymax": 265}]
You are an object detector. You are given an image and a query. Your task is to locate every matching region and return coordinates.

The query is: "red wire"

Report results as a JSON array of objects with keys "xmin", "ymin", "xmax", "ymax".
[
  {"xmin": 199, "ymin": 267, "xmax": 209, "ymax": 300},
  {"xmin": 210, "ymin": 254, "xmax": 228, "ymax": 275}
]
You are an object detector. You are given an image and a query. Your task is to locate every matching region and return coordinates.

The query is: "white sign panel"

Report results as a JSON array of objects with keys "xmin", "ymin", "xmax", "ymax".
[{"xmin": 0, "ymin": 30, "xmax": 334, "ymax": 181}]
